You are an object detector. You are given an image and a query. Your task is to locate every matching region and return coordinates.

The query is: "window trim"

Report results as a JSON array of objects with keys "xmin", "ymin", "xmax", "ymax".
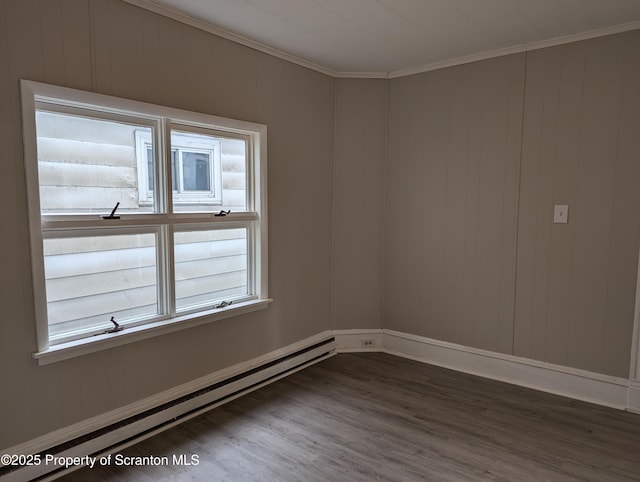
[{"xmin": 21, "ymin": 80, "xmax": 270, "ymax": 364}]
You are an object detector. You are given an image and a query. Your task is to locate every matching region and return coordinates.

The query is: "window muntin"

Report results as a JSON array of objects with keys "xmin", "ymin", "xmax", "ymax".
[{"xmin": 22, "ymin": 80, "xmax": 268, "ymax": 353}]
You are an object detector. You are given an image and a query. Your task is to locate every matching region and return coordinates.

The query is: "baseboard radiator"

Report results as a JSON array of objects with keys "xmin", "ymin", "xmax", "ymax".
[{"xmin": 1, "ymin": 337, "xmax": 336, "ymax": 481}]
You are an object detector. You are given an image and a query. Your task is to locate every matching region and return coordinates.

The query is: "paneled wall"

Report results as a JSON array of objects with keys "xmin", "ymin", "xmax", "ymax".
[
  {"xmin": 384, "ymin": 55, "xmax": 525, "ymax": 354},
  {"xmin": 384, "ymin": 30, "xmax": 640, "ymax": 378},
  {"xmin": 0, "ymin": 0, "xmax": 334, "ymax": 449},
  {"xmin": 515, "ymin": 31, "xmax": 640, "ymax": 377},
  {"xmin": 331, "ymin": 78, "xmax": 387, "ymax": 330}
]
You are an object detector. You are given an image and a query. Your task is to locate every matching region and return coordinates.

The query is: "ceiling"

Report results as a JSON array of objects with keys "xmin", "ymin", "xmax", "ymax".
[{"xmin": 128, "ymin": 0, "xmax": 640, "ymax": 77}]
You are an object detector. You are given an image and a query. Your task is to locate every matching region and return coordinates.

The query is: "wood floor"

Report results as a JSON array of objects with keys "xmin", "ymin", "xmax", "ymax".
[{"xmin": 61, "ymin": 353, "xmax": 640, "ymax": 481}]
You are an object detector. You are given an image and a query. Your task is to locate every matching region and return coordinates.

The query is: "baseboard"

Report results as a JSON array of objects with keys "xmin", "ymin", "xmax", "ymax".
[
  {"xmin": 629, "ymin": 381, "xmax": 640, "ymax": 414},
  {"xmin": 333, "ymin": 328, "xmax": 633, "ymax": 411},
  {"xmin": 333, "ymin": 329, "xmax": 384, "ymax": 352},
  {"xmin": 0, "ymin": 331, "xmax": 336, "ymax": 481},
  {"xmin": 382, "ymin": 330, "xmax": 630, "ymax": 410}
]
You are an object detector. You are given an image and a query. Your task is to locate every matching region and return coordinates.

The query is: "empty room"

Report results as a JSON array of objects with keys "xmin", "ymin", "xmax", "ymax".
[{"xmin": 1, "ymin": 0, "xmax": 640, "ymax": 480}]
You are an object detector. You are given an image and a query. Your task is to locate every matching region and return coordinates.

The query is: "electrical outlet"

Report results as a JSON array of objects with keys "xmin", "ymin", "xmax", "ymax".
[{"xmin": 361, "ymin": 339, "xmax": 375, "ymax": 348}]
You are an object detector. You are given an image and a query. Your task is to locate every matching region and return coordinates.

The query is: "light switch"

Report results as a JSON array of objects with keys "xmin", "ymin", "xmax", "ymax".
[{"xmin": 553, "ymin": 204, "xmax": 568, "ymax": 224}]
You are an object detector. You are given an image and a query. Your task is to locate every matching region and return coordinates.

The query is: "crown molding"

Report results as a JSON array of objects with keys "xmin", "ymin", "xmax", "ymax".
[
  {"xmin": 122, "ymin": 1, "xmax": 640, "ymax": 80},
  {"xmin": 388, "ymin": 20, "xmax": 640, "ymax": 79},
  {"xmin": 335, "ymin": 72, "xmax": 389, "ymax": 79}
]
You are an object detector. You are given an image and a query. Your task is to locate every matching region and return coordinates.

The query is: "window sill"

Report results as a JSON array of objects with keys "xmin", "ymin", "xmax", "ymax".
[{"xmin": 33, "ymin": 299, "xmax": 273, "ymax": 365}]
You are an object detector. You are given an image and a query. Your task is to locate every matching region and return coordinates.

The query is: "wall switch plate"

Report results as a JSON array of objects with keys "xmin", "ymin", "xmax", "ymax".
[{"xmin": 554, "ymin": 204, "xmax": 569, "ymax": 224}]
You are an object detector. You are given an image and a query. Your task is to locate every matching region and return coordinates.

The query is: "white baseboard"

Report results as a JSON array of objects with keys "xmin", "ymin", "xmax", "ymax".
[
  {"xmin": 333, "ymin": 328, "xmax": 633, "ymax": 411},
  {"xmin": 333, "ymin": 329, "xmax": 384, "ymax": 352},
  {"xmin": 629, "ymin": 381, "xmax": 640, "ymax": 414},
  {"xmin": 1, "ymin": 331, "xmax": 335, "ymax": 481}
]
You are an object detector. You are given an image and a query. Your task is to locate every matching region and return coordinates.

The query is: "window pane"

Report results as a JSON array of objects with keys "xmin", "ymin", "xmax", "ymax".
[
  {"xmin": 220, "ymin": 138, "xmax": 247, "ymax": 212},
  {"xmin": 182, "ymin": 151, "xmax": 211, "ymax": 191},
  {"xmin": 146, "ymin": 146, "xmax": 153, "ymax": 191},
  {"xmin": 146, "ymin": 147, "xmax": 178, "ymax": 192},
  {"xmin": 172, "ymin": 150, "xmax": 178, "ymax": 192},
  {"xmin": 43, "ymin": 233, "xmax": 159, "ymax": 341},
  {"xmin": 170, "ymin": 129, "xmax": 248, "ymax": 213},
  {"xmin": 174, "ymin": 229, "xmax": 248, "ymax": 312},
  {"xmin": 36, "ymin": 110, "xmax": 155, "ymax": 214}
]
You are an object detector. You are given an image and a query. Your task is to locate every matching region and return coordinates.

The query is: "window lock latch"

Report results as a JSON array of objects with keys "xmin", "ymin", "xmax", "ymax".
[
  {"xmin": 102, "ymin": 202, "xmax": 121, "ymax": 220},
  {"xmin": 104, "ymin": 316, "xmax": 124, "ymax": 334},
  {"xmin": 214, "ymin": 300, "xmax": 232, "ymax": 309},
  {"xmin": 214, "ymin": 209, "xmax": 230, "ymax": 217}
]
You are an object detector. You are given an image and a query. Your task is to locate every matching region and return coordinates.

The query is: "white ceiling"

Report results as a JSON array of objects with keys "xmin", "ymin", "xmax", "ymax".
[{"xmin": 130, "ymin": 0, "xmax": 640, "ymax": 77}]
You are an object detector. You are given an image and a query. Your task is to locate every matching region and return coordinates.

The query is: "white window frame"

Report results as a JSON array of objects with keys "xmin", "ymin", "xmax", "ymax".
[{"xmin": 21, "ymin": 80, "xmax": 270, "ymax": 365}]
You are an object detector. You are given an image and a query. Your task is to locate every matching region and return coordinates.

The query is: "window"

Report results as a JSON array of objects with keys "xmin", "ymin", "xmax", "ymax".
[
  {"xmin": 135, "ymin": 130, "xmax": 223, "ymax": 206},
  {"xmin": 21, "ymin": 80, "xmax": 269, "ymax": 363}
]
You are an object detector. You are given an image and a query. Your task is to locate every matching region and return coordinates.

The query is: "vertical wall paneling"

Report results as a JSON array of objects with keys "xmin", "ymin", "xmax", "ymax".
[
  {"xmin": 386, "ymin": 32, "xmax": 639, "ymax": 379},
  {"xmin": 4, "ymin": 0, "xmax": 45, "ymax": 345},
  {"xmin": 358, "ymin": 81, "xmax": 387, "ymax": 330},
  {"xmin": 473, "ymin": 57, "xmax": 519, "ymax": 352},
  {"xmin": 0, "ymin": 0, "xmax": 30, "ymax": 447},
  {"xmin": 498, "ymin": 56, "xmax": 525, "ymax": 355},
  {"xmin": 39, "ymin": 0, "xmax": 92, "ymax": 90},
  {"xmin": 515, "ymin": 49, "xmax": 561, "ymax": 360},
  {"xmin": 384, "ymin": 74, "xmax": 426, "ymax": 334},
  {"xmin": 420, "ymin": 69, "xmax": 449, "ymax": 342},
  {"xmin": 39, "ymin": 0, "xmax": 66, "ymax": 86},
  {"xmin": 182, "ymin": 27, "xmax": 215, "ymax": 114},
  {"xmin": 402, "ymin": 75, "xmax": 427, "ymax": 336},
  {"xmin": 474, "ymin": 59, "xmax": 504, "ymax": 351},
  {"xmin": 442, "ymin": 63, "xmax": 472, "ymax": 345},
  {"xmin": 140, "ymin": 9, "xmax": 161, "ymax": 104},
  {"xmin": 155, "ymin": 15, "xmax": 188, "ymax": 108},
  {"xmin": 514, "ymin": 50, "xmax": 545, "ymax": 359},
  {"xmin": 106, "ymin": 0, "xmax": 146, "ymax": 100},
  {"xmin": 210, "ymin": 38, "xmax": 260, "ymax": 122},
  {"xmin": 0, "ymin": 0, "xmax": 19, "ymax": 307},
  {"xmin": 601, "ymin": 33, "xmax": 640, "ymax": 377},
  {"xmin": 60, "ymin": 0, "xmax": 92, "ymax": 91},
  {"xmin": 5, "ymin": 0, "xmax": 48, "ymax": 446},
  {"xmin": 569, "ymin": 36, "xmax": 621, "ymax": 374},
  {"xmin": 461, "ymin": 62, "xmax": 484, "ymax": 348},
  {"xmin": 542, "ymin": 43, "xmax": 584, "ymax": 368},
  {"xmin": 385, "ymin": 54, "xmax": 525, "ymax": 354},
  {"xmin": 515, "ymin": 31, "xmax": 640, "ymax": 377},
  {"xmin": 255, "ymin": 54, "xmax": 335, "ymax": 343},
  {"xmin": 331, "ymin": 78, "xmax": 386, "ymax": 330},
  {"xmin": 89, "ymin": 0, "xmax": 112, "ymax": 94}
]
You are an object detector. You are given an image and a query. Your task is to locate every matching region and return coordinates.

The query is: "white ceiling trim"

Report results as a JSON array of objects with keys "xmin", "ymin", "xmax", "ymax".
[
  {"xmin": 123, "ymin": 0, "xmax": 640, "ymax": 80},
  {"xmin": 335, "ymin": 72, "xmax": 389, "ymax": 79},
  {"xmin": 389, "ymin": 20, "xmax": 640, "ymax": 79}
]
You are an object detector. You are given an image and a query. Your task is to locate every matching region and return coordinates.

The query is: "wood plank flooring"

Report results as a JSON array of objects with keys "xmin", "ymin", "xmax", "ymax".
[{"xmin": 61, "ymin": 353, "xmax": 640, "ymax": 481}]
